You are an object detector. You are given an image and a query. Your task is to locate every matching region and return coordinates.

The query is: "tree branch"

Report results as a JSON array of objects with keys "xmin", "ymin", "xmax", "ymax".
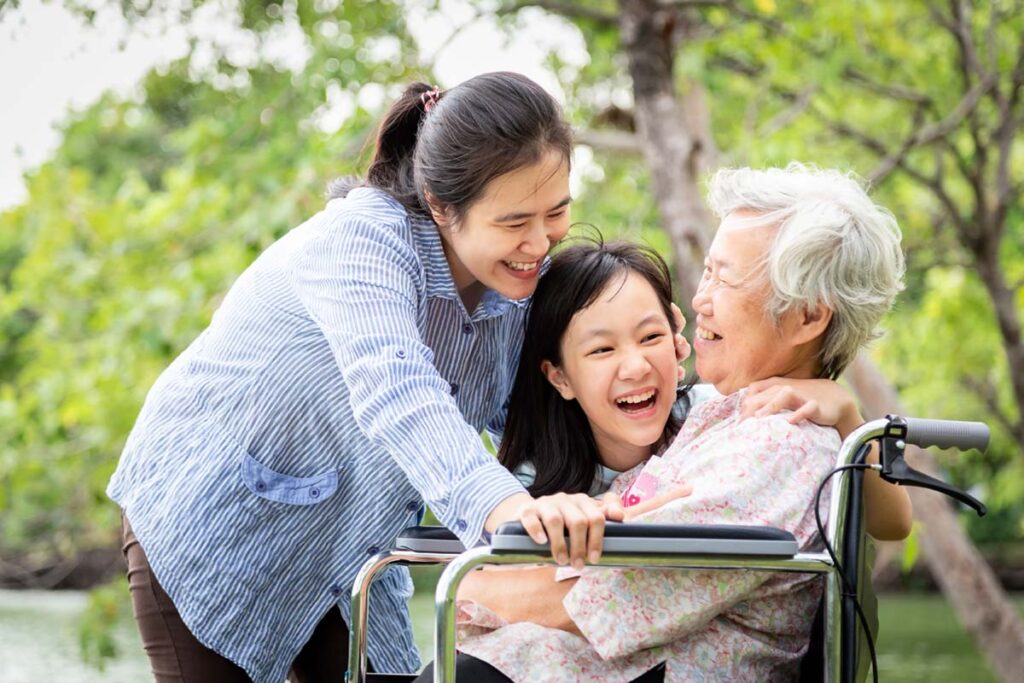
[
  {"xmin": 498, "ymin": 0, "xmax": 619, "ymax": 25},
  {"xmin": 575, "ymin": 128, "xmax": 643, "ymax": 154},
  {"xmin": 962, "ymin": 376, "xmax": 1022, "ymax": 443}
]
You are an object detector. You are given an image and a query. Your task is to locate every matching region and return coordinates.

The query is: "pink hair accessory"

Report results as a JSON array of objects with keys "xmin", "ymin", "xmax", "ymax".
[{"xmin": 420, "ymin": 86, "xmax": 442, "ymax": 113}]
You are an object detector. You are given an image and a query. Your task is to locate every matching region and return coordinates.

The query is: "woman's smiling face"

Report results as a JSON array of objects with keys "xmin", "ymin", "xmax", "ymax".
[
  {"xmin": 542, "ymin": 271, "xmax": 680, "ymax": 472},
  {"xmin": 433, "ymin": 148, "xmax": 572, "ymax": 309}
]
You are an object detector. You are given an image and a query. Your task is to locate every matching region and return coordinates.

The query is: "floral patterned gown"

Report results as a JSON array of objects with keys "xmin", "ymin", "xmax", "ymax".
[{"xmin": 456, "ymin": 388, "xmax": 841, "ymax": 682}]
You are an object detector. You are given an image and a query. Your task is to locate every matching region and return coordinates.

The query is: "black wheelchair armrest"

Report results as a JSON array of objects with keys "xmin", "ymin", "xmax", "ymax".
[
  {"xmin": 394, "ymin": 526, "xmax": 466, "ymax": 554},
  {"xmin": 492, "ymin": 521, "xmax": 799, "ymax": 557}
]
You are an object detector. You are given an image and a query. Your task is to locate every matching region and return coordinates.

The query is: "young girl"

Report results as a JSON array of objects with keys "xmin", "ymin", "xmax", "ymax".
[
  {"xmin": 418, "ymin": 237, "xmax": 910, "ymax": 682},
  {"xmin": 106, "ymin": 72, "xmax": 618, "ymax": 683}
]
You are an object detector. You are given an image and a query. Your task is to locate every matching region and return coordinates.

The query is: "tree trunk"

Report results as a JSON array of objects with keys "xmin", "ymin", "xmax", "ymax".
[
  {"xmin": 847, "ymin": 354, "xmax": 1024, "ymax": 681},
  {"xmin": 612, "ymin": 2, "xmax": 1024, "ymax": 680},
  {"xmin": 618, "ymin": 0, "xmax": 712, "ymax": 306}
]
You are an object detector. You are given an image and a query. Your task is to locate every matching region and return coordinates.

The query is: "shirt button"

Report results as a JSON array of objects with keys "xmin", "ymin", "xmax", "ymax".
[
  {"xmin": 454, "ymin": 519, "xmax": 467, "ymax": 533},
  {"xmin": 450, "ymin": 383, "xmax": 459, "ymax": 396},
  {"xmin": 406, "ymin": 501, "xmax": 420, "ymax": 512},
  {"xmin": 329, "ymin": 584, "xmax": 342, "ymax": 597},
  {"xmin": 255, "ymin": 481, "xmax": 267, "ymax": 492},
  {"xmin": 395, "ymin": 349, "xmax": 406, "ymax": 359},
  {"xmin": 309, "ymin": 487, "xmax": 320, "ymax": 499},
  {"xmin": 367, "ymin": 545, "xmax": 380, "ymax": 555},
  {"xmin": 462, "ymin": 324, "xmax": 473, "ymax": 334}
]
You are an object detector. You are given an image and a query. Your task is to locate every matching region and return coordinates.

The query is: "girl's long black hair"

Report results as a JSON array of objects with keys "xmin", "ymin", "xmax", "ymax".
[
  {"xmin": 330, "ymin": 72, "xmax": 573, "ymax": 224},
  {"xmin": 498, "ymin": 238, "xmax": 687, "ymax": 496}
]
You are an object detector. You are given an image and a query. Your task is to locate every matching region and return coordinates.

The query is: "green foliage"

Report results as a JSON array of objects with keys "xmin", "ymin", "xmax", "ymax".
[
  {"xmin": 0, "ymin": 0, "xmax": 426, "ymax": 560},
  {"xmin": 77, "ymin": 576, "xmax": 133, "ymax": 670},
  {"xmin": 1, "ymin": 0, "xmax": 1022, "ymax": 668}
]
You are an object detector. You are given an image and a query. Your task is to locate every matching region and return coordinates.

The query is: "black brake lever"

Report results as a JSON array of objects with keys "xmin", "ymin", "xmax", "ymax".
[{"xmin": 878, "ymin": 421, "xmax": 987, "ymax": 517}]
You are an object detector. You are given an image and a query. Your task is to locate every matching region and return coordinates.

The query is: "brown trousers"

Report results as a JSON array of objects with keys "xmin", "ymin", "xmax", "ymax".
[{"xmin": 121, "ymin": 515, "xmax": 356, "ymax": 682}]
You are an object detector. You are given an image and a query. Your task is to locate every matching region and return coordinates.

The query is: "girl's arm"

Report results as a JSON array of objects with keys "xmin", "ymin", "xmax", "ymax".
[{"xmin": 742, "ymin": 377, "xmax": 913, "ymax": 541}]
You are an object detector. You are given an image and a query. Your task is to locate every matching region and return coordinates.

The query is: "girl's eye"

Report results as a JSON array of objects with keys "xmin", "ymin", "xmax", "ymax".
[
  {"xmin": 587, "ymin": 346, "xmax": 613, "ymax": 356},
  {"xmin": 642, "ymin": 333, "xmax": 665, "ymax": 343}
]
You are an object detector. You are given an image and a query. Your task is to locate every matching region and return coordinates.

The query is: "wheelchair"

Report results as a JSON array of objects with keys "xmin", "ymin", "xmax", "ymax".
[{"xmin": 347, "ymin": 415, "xmax": 989, "ymax": 683}]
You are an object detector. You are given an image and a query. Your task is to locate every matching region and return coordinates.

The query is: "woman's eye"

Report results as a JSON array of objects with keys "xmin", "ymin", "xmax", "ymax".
[
  {"xmin": 642, "ymin": 333, "xmax": 665, "ymax": 343},
  {"xmin": 587, "ymin": 346, "xmax": 613, "ymax": 356},
  {"xmin": 503, "ymin": 222, "xmax": 528, "ymax": 230},
  {"xmin": 547, "ymin": 210, "xmax": 567, "ymax": 220}
]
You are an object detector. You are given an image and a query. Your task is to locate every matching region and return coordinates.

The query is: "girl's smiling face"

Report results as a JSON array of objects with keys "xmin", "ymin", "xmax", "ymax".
[{"xmin": 542, "ymin": 271, "xmax": 681, "ymax": 472}]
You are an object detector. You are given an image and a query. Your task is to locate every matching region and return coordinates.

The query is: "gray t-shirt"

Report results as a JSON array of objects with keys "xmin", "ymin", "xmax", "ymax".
[{"xmin": 513, "ymin": 384, "xmax": 721, "ymax": 494}]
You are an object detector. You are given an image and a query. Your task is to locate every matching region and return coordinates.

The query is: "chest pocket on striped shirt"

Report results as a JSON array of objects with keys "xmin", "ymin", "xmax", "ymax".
[{"xmin": 241, "ymin": 452, "xmax": 338, "ymax": 506}]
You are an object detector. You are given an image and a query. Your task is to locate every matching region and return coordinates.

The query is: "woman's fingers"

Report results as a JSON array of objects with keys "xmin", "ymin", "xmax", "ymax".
[
  {"xmin": 518, "ymin": 505, "xmax": 548, "ymax": 544},
  {"xmin": 538, "ymin": 502, "xmax": 568, "ymax": 565},
  {"xmin": 525, "ymin": 494, "xmax": 610, "ymax": 568}
]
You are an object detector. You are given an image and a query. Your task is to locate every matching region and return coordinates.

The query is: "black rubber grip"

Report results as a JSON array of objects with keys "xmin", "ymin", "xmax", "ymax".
[{"xmin": 904, "ymin": 418, "xmax": 990, "ymax": 452}]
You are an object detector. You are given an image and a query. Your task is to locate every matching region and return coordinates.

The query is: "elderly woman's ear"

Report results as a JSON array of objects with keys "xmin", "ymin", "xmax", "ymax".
[{"xmin": 789, "ymin": 303, "xmax": 833, "ymax": 345}]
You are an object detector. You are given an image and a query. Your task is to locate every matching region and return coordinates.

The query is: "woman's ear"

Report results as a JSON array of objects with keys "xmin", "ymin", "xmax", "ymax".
[
  {"xmin": 424, "ymin": 191, "xmax": 450, "ymax": 227},
  {"xmin": 794, "ymin": 303, "xmax": 833, "ymax": 344},
  {"xmin": 540, "ymin": 360, "xmax": 575, "ymax": 400}
]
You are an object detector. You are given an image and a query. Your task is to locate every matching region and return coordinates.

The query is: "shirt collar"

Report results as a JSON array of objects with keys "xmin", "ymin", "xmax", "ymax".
[{"xmin": 408, "ymin": 211, "xmax": 529, "ymax": 321}]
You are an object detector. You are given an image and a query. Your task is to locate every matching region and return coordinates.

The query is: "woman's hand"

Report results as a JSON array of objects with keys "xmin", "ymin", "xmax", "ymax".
[
  {"xmin": 487, "ymin": 492, "xmax": 609, "ymax": 570},
  {"xmin": 742, "ymin": 376, "xmax": 862, "ymax": 439}
]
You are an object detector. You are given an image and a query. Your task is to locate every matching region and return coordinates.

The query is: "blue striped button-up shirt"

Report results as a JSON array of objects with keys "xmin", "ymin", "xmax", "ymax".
[{"xmin": 107, "ymin": 187, "xmax": 529, "ymax": 682}]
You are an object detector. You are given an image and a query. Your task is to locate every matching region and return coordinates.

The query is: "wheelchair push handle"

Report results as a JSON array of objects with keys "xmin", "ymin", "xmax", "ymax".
[
  {"xmin": 877, "ymin": 415, "xmax": 989, "ymax": 517},
  {"xmin": 903, "ymin": 417, "xmax": 990, "ymax": 453}
]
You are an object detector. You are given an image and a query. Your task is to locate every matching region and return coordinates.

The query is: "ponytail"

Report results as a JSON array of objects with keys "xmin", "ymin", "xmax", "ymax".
[{"xmin": 328, "ymin": 72, "xmax": 572, "ymax": 223}]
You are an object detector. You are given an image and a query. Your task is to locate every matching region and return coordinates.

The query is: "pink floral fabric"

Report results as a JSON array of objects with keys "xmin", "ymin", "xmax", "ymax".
[{"xmin": 456, "ymin": 389, "xmax": 840, "ymax": 682}]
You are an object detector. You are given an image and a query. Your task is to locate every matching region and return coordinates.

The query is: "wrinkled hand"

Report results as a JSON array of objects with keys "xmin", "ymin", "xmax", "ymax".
[
  {"xmin": 742, "ymin": 377, "xmax": 860, "ymax": 437},
  {"xmin": 671, "ymin": 303, "xmax": 691, "ymax": 381},
  {"xmin": 598, "ymin": 484, "xmax": 693, "ymax": 523},
  {"xmin": 515, "ymin": 492, "xmax": 609, "ymax": 570}
]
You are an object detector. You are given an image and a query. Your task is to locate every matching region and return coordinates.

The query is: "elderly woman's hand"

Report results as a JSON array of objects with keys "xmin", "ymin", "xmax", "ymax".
[
  {"xmin": 741, "ymin": 376, "xmax": 862, "ymax": 439},
  {"xmin": 598, "ymin": 484, "xmax": 693, "ymax": 523}
]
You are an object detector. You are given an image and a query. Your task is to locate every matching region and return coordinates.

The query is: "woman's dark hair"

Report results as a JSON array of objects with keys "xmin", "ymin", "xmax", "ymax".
[
  {"xmin": 498, "ymin": 238, "xmax": 686, "ymax": 497},
  {"xmin": 330, "ymin": 72, "xmax": 573, "ymax": 223}
]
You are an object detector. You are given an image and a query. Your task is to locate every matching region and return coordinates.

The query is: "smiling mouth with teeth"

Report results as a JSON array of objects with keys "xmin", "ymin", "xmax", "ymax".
[
  {"xmin": 696, "ymin": 326, "xmax": 722, "ymax": 341},
  {"xmin": 615, "ymin": 389, "xmax": 658, "ymax": 413},
  {"xmin": 504, "ymin": 260, "xmax": 539, "ymax": 272}
]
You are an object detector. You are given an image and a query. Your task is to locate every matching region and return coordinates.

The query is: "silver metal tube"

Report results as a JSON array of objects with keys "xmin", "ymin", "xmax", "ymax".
[
  {"xmin": 827, "ymin": 419, "xmax": 889, "ymax": 551},
  {"xmin": 434, "ymin": 547, "xmax": 836, "ymax": 682},
  {"xmin": 348, "ymin": 552, "xmax": 403, "ymax": 683},
  {"xmin": 348, "ymin": 550, "xmax": 458, "ymax": 683}
]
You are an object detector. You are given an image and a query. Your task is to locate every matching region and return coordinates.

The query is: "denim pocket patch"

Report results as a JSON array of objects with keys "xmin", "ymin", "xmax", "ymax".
[{"xmin": 241, "ymin": 452, "xmax": 338, "ymax": 506}]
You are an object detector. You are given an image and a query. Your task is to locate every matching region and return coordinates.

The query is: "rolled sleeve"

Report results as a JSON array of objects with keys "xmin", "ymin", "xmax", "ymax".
[{"xmin": 290, "ymin": 211, "xmax": 525, "ymax": 547}]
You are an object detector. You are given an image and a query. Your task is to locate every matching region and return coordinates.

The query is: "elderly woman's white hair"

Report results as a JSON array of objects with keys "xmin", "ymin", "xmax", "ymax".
[{"xmin": 706, "ymin": 162, "xmax": 905, "ymax": 379}]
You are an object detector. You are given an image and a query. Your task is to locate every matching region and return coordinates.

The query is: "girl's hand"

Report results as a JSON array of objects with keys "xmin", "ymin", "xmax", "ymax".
[
  {"xmin": 671, "ymin": 303, "xmax": 691, "ymax": 380},
  {"xmin": 742, "ymin": 377, "xmax": 862, "ymax": 438},
  {"xmin": 598, "ymin": 484, "xmax": 692, "ymax": 522}
]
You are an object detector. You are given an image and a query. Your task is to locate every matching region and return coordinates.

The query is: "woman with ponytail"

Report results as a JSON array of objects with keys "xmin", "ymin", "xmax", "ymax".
[{"xmin": 107, "ymin": 72, "xmax": 618, "ymax": 682}]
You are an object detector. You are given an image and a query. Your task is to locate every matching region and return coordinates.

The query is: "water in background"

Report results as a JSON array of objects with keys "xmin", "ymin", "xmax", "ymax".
[{"xmin": 0, "ymin": 587, "xmax": 1009, "ymax": 682}]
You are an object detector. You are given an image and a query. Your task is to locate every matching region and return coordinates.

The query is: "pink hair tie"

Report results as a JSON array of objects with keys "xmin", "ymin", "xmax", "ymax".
[{"xmin": 420, "ymin": 87, "xmax": 442, "ymax": 113}]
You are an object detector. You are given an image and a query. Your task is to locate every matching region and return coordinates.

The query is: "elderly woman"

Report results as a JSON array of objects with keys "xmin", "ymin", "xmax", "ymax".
[{"xmin": 418, "ymin": 164, "xmax": 906, "ymax": 682}]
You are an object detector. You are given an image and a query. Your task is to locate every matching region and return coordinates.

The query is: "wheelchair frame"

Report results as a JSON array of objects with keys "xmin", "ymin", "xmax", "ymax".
[{"xmin": 347, "ymin": 416, "xmax": 988, "ymax": 683}]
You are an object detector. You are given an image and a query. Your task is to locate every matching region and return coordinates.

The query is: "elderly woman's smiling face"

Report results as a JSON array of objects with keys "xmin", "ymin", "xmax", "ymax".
[{"xmin": 691, "ymin": 211, "xmax": 831, "ymax": 395}]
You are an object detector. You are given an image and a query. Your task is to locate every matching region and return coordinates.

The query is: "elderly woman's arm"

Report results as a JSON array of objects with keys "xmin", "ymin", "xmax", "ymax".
[{"xmin": 743, "ymin": 377, "xmax": 913, "ymax": 541}]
